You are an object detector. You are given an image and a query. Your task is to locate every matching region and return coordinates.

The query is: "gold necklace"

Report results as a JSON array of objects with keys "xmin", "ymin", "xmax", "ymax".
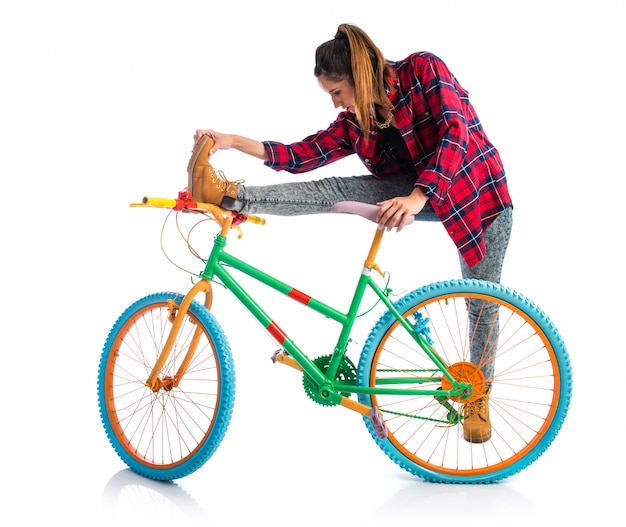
[{"xmin": 374, "ymin": 110, "xmax": 393, "ymax": 129}]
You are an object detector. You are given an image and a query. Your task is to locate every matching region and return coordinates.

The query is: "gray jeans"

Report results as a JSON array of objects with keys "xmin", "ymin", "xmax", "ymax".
[{"xmin": 232, "ymin": 174, "xmax": 513, "ymax": 381}]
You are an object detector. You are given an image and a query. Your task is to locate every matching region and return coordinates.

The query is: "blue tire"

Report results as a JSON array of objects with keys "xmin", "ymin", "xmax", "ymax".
[
  {"xmin": 98, "ymin": 292, "xmax": 235, "ymax": 480},
  {"xmin": 357, "ymin": 279, "xmax": 572, "ymax": 483}
]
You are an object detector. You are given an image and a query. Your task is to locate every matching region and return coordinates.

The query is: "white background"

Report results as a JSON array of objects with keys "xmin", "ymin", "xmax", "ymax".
[{"xmin": 0, "ymin": 1, "xmax": 623, "ymax": 525}]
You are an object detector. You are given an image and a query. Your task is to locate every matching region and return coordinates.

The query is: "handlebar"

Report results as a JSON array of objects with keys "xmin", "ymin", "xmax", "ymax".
[
  {"xmin": 131, "ymin": 190, "xmax": 266, "ymax": 227},
  {"xmin": 131, "ymin": 195, "xmax": 408, "ymax": 230}
]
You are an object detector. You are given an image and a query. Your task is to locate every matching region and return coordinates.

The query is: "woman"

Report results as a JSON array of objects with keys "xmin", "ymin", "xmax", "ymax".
[{"xmin": 189, "ymin": 23, "xmax": 513, "ymax": 443}]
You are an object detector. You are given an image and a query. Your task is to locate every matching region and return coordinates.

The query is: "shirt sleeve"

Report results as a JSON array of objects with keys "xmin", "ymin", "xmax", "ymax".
[{"xmin": 263, "ymin": 115, "xmax": 355, "ymax": 174}]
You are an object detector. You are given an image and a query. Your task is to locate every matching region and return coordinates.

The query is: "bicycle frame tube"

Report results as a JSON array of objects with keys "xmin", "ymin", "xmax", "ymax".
[
  {"xmin": 200, "ymin": 227, "xmax": 464, "ymax": 399},
  {"xmin": 203, "ymin": 234, "xmax": 355, "ymax": 387}
]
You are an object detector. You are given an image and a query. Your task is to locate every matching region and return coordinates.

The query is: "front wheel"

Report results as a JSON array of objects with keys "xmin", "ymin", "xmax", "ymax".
[
  {"xmin": 98, "ymin": 292, "xmax": 235, "ymax": 480},
  {"xmin": 357, "ymin": 279, "xmax": 572, "ymax": 483}
]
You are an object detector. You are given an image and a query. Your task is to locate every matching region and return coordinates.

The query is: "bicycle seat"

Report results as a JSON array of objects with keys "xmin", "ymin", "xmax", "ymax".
[{"xmin": 330, "ymin": 201, "xmax": 415, "ymax": 226}]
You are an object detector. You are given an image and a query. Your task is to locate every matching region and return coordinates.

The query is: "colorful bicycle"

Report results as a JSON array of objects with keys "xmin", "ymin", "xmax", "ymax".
[{"xmin": 97, "ymin": 190, "xmax": 572, "ymax": 483}]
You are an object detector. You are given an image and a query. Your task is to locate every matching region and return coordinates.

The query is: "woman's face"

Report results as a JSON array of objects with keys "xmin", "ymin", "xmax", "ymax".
[{"xmin": 318, "ymin": 76, "xmax": 356, "ymax": 114}]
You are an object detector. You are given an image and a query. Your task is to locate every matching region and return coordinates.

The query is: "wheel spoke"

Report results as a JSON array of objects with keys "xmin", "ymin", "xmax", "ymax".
[
  {"xmin": 358, "ymin": 280, "xmax": 571, "ymax": 483},
  {"xmin": 98, "ymin": 293, "xmax": 235, "ymax": 480}
]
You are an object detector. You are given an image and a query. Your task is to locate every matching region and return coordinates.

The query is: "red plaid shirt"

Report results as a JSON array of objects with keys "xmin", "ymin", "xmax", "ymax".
[{"xmin": 263, "ymin": 52, "xmax": 512, "ymax": 267}]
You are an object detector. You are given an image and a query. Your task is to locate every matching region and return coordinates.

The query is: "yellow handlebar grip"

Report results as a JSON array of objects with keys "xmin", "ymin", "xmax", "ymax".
[
  {"xmin": 142, "ymin": 196, "xmax": 177, "ymax": 208},
  {"xmin": 247, "ymin": 215, "xmax": 266, "ymax": 225}
]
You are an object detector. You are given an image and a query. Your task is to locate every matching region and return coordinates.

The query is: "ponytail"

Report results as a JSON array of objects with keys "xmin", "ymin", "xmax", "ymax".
[{"xmin": 315, "ymin": 23, "xmax": 392, "ymax": 137}]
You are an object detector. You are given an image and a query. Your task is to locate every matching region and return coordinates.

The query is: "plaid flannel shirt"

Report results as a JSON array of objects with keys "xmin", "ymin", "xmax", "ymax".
[{"xmin": 263, "ymin": 52, "xmax": 513, "ymax": 267}]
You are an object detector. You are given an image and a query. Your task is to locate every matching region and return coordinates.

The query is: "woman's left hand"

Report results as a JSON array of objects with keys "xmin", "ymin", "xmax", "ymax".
[{"xmin": 376, "ymin": 187, "xmax": 428, "ymax": 232}]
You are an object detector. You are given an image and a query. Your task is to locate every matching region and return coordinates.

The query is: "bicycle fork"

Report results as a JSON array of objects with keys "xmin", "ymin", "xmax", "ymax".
[{"xmin": 144, "ymin": 280, "xmax": 213, "ymax": 392}]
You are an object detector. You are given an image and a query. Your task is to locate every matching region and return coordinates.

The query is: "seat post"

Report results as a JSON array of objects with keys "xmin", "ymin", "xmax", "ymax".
[{"xmin": 364, "ymin": 227, "xmax": 385, "ymax": 271}]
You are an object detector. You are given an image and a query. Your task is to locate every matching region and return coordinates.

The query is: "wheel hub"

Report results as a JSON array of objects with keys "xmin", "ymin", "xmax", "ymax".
[{"xmin": 441, "ymin": 362, "xmax": 486, "ymax": 402}]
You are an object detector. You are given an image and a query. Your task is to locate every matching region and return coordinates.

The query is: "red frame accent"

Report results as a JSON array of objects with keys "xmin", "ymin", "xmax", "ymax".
[
  {"xmin": 288, "ymin": 288, "xmax": 311, "ymax": 305},
  {"xmin": 267, "ymin": 321, "xmax": 287, "ymax": 345}
]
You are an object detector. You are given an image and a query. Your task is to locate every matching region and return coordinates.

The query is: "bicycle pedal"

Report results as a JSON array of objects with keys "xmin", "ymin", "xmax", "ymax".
[
  {"xmin": 370, "ymin": 407, "xmax": 388, "ymax": 439},
  {"xmin": 271, "ymin": 349, "xmax": 291, "ymax": 363},
  {"xmin": 271, "ymin": 350, "xmax": 302, "ymax": 371}
]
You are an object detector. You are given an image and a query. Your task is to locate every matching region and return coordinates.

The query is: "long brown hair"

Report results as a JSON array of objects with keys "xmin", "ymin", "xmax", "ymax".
[{"xmin": 314, "ymin": 23, "xmax": 392, "ymax": 136}]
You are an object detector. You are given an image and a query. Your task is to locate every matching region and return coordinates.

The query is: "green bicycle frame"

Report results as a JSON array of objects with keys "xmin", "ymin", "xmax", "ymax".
[{"xmin": 200, "ymin": 226, "xmax": 470, "ymax": 409}]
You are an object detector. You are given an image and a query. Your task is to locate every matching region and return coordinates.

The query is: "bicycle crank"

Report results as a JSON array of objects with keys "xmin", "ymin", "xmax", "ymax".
[{"xmin": 302, "ymin": 354, "xmax": 357, "ymax": 407}]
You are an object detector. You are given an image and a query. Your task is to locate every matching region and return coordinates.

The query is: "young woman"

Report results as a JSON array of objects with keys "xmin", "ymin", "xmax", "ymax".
[{"xmin": 188, "ymin": 23, "xmax": 513, "ymax": 443}]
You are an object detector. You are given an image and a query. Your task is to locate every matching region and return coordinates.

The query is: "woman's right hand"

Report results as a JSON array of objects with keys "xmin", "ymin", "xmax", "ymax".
[
  {"xmin": 193, "ymin": 129, "xmax": 233, "ymax": 155},
  {"xmin": 193, "ymin": 130, "xmax": 269, "ymax": 161}
]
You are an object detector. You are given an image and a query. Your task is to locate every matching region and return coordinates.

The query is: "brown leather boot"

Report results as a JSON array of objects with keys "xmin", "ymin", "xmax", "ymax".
[
  {"xmin": 462, "ymin": 386, "xmax": 492, "ymax": 443},
  {"xmin": 187, "ymin": 135, "xmax": 240, "ymax": 205}
]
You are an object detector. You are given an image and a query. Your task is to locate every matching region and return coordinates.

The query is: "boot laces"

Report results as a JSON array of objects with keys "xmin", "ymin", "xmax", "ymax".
[
  {"xmin": 214, "ymin": 168, "xmax": 244, "ymax": 189},
  {"xmin": 464, "ymin": 395, "xmax": 488, "ymax": 420}
]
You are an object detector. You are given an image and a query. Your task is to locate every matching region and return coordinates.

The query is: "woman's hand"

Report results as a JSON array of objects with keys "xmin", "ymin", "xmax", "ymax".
[
  {"xmin": 376, "ymin": 187, "xmax": 428, "ymax": 232},
  {"xmin": 193, "ymin": 129, "xmax": 234, "ymax": 156},
  {"xmin": 193, "ymin": 129, "xmax": 269, "ymax": 161}
]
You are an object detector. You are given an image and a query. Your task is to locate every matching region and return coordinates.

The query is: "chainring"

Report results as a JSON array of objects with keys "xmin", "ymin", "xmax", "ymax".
[{"xmin": 303, "ymin": 354, "xmax": 357, "ymax": 406}]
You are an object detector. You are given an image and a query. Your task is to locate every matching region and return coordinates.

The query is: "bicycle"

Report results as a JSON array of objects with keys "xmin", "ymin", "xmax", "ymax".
[{"xmin": 97, "ymin": 190, "xmax": 572, "ymax": 484}]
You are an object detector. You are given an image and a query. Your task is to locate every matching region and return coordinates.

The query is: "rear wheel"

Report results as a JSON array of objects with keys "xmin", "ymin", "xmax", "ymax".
[
  {"xmin": 98, "ymin": 292, "xmax": 235, "ymax": 480},
  {"xmin": 357, "ymin": 279, "xmax": 572, "ymax": 483}
]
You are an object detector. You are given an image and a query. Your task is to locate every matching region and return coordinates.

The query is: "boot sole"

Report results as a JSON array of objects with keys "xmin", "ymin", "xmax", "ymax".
[
  {"xmin": 187, "ymin": 134, "xmax": 213, "ymax": 176},
  {"xmin": 463, "ymin": 431, "xmax": 492, "ymax": 443}
]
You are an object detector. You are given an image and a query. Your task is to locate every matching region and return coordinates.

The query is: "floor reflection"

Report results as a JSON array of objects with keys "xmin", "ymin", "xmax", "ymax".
[{"xmin": 102, "ymin": 469, "xmax": 208, "ymax": 523}]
